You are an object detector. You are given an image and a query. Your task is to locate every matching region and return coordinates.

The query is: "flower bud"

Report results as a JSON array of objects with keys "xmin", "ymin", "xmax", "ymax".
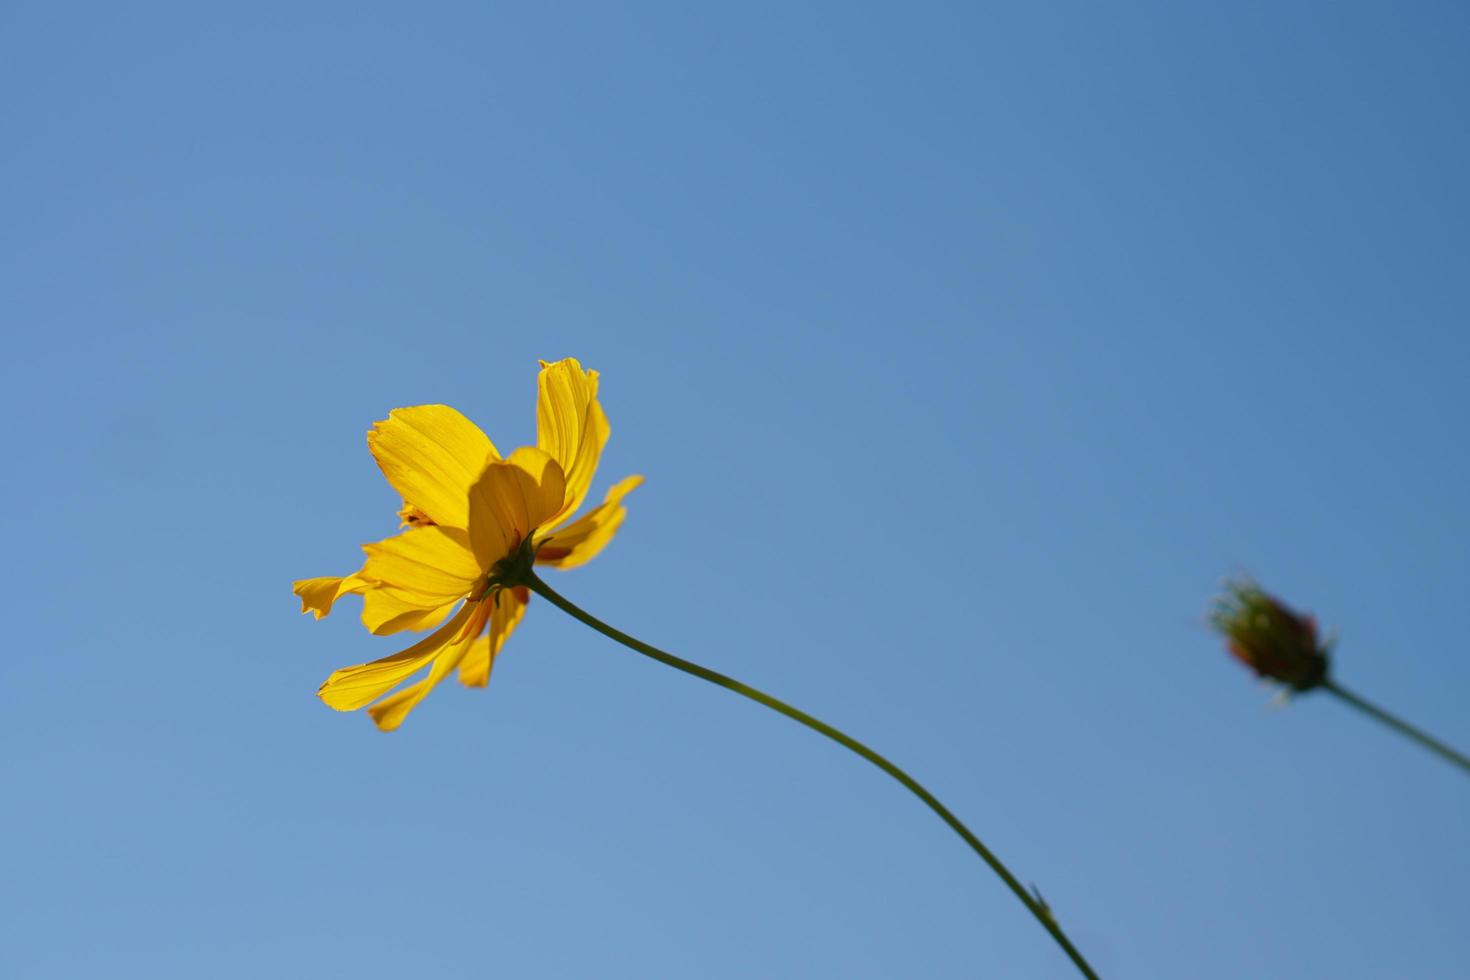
[{"xmin": 1210, "ymin": 581, "xmax": 1330, "ymax": 692}]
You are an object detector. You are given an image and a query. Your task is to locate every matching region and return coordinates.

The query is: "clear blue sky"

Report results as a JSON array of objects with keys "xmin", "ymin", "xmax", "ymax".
[{"xmin": 4, "ymin": 3, "xmax": 1468, "ymax": 977}]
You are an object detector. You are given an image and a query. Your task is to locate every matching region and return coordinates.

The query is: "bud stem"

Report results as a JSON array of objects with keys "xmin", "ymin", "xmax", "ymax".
[
  {"xmin": 522, "ymin": 570, "xmax": 1101, "ymax": 979},
  {"xmin": 1322, "ymin": 678, "xmax": 1470, "ymax": 776}
]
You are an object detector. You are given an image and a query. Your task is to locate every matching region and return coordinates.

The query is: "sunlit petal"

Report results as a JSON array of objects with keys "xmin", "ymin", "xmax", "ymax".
[
  {"xmin": 368, "ymin": 405, "xmax": 499, "ymax": 529},
  {"xmin": 360, "ymin": 525, "xmax": 480, "ymax": 600},
  {"xmin": 535, "ymin": 475, "xmax": 643, "ymax": 570},
  {"xmin": 467, "ymin": 449, "xmax": 567, "ymax": 568},
  {"xmin": 536, "ymin": 358, "xmax": 609, "ymax": 525},
  {"xmin": 293, "ymin": 573, "xmax": 369, "ymax": 619},
  {"xmin": 319, "ymin": 604, "xmax": 473, "ymax": 711},
  {"xmin": 366, "ymin": 600, "xmax": 494, "ymax": 730},
  {"xmin": 361, "ymin": 586, "xmax": 458, "ymax": 635},
  {"xmin": 459, "ymin": 587, "xmax": 529, "ymax": 687}
]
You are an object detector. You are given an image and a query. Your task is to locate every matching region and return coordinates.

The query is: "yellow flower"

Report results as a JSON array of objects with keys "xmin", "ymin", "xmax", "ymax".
[{"xmin": 293, "ymin": 358, "xmax": 643, "ymax": 730}]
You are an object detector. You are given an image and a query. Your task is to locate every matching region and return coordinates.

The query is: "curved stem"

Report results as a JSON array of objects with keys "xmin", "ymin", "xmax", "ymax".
[
  {"xmin": 1322, "ymin": 678, "xmax": 1470, "ymax": 776},
  {"xmin": 523, "ymin": 570, "xmax": 1100, "ymax": 979}
]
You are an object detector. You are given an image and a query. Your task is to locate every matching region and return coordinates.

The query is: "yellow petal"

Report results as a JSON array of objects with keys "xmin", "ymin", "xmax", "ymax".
[
  {"xmin": 506, "ymin": 446, "xmax": 569, "ymax": 529},
  {"xmin": 467, "ymin": 449, "xmax": 567, "ymax": 569},
  {"xmin": 318, "ymin": 604, "xmax": 473, "ymax": 711},
  {"xmin": 535, "ymin": 475, "xmax": 643, "ymax": 570},
  {"xmin": 361, "ymin": 586, "xmax": 458, "ymax": 635},
  {"xmin": 459, "ymin": 586, "xmax": 529, "ymax": 687},
  {"xmin": 365, "ymin": 648, "xmax": 463, "ymax": 731},
  {"xmin": 293, "ymin": 573, "xmax": 368, "ymax": 619},
  {"xmin": 360, "ymin": 525, "xmax": 480, "ymax": 601},
  {"xmin": 367, "ymin": 405, "xmax": 499, "ymax": 530},
  {"xmin": 366, "ymin": 599, "xmax": 494, "ymax": 730},
  {"xmin": 536, "ymin": 358, "xmax": 610, "ymax": 525}
]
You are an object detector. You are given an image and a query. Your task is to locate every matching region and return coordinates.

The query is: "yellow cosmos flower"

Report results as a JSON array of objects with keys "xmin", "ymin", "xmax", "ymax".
[
  {"xmin": 292, "ymin": 358, "xmax": 1105, "ymax": 975},
  {"xmin": 293, "ymin": 357, "xmax": 642, "ymax": 730}
]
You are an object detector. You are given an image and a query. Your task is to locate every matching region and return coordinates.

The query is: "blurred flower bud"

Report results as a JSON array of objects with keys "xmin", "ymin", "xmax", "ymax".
[{"xmin": 1210, "ymin": 580, "xmax": 1330, "ymax": 692}]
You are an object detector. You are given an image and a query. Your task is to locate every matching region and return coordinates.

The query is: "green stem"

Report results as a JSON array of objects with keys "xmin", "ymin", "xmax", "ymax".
[
  {"xmin": 523, "ymin": 570, "xmax": 1100, "ymax": 979},
  {"xmin": 1322, "ymin": 678, "xmax": 1470, "ymax": 776}
]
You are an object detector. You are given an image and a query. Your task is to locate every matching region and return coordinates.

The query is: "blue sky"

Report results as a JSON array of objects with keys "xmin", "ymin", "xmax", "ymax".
[{"xmin": 4, "ymin": 2, "xmax": 1468, "ymax": 977}]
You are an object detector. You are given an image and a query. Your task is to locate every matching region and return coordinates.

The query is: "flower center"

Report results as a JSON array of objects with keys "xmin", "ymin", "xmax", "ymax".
[{"xmin": 398, "ymin": 503, "xmax": 435, "ymax": 527}]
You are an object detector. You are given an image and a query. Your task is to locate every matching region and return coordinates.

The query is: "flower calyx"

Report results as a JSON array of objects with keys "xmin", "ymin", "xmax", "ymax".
[{"xmin": 483, "ymin": 534, "xmax": 544, "ymax": 596}]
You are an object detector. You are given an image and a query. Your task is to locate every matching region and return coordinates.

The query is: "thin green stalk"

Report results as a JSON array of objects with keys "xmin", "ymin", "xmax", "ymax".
[
  {"xmin": 1322, "ymin": 678, "xmax": 1470, "ymax": 776},
  {"xmin": 522, "ymin": 570, "xmax": 1100, "ymax": 979}
]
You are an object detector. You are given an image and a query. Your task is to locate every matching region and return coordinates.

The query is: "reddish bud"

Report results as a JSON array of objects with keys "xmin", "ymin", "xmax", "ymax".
[{"xmin": 1210, "ymin": 581, "xmax": 1330, "ymax": 692}]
